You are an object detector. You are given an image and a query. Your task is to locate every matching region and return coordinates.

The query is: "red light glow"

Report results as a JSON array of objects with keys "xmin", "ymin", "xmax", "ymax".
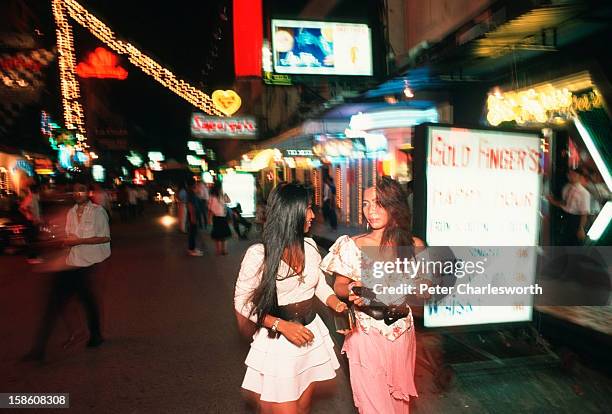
[
  {"xmin": 233, "ymin": 0, "xmax": 263, "ymax": 77},
  {"xmin": 76, "ymin": 47, "xmax": 128, "ymax": 80}
]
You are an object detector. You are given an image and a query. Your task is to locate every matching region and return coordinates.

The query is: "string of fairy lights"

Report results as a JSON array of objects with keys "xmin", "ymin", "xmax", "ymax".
[
  {"xmin": 52, "ymin": 0, "xmax": 87, "ymax": 150},
  {"xmin": 52, "ymin": 0, "xmax": 225, "ymax": 151}
]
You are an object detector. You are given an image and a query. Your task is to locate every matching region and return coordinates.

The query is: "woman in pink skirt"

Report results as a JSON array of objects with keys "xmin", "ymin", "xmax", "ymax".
[
  {"xmin": 321, "ymin": 177, "xmax": 429, "ymax": 413},
  {"xmin": 235, "ymin": 183, "xmax": 348, "ymax": 413}
]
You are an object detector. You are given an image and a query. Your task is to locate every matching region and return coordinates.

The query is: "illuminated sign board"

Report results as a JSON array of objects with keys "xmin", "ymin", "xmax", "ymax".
[
  {"xmin": 272, "ymin": 19, "xmax": 373, "ymax": 76},
  {"xmin": 187, "ymin": 141, "xmax": 205, "ymax": 155},
  {"xmin": 222, "ymin": 173, "xmax": 256, "ymax": 218},
  {"xmin": 92, "ymin": 165, "xmax": 105, "ymax": 182},
  {"xmin": 191, "ymin": 113, "xmax": 257, "ymax": 138},
  {"xmin": 284, "ymin": 149, "xmax": 314, "ymax": 157},
  {"xmin": 418, "ymin": 125, "xmax": 542, "ymax": 328},
  {"xmin": 76, "ymin": 47, "xmax": 128, "ymax": 80},
  {"xmin": 126, "ymin": 151, "xmax": 143, "ymax": 167},
  {"xmin": 147, "ymin": 151, "xmax": 164, "ymax": 162}
]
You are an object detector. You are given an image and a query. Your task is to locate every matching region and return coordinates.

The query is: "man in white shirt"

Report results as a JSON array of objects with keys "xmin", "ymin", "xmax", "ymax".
[
  {"xmin": 25, "ymin": 182, "xmax": 111, "ymax": 360},
  {"xmin": 548, "ymin": 169, "xmax": 591, "ymax": 245}
]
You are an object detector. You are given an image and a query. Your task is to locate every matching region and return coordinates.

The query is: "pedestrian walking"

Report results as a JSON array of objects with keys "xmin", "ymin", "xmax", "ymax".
[
  {"xmin": 323, "ymin": 175, "xmax": 337, "ymax": 230},
  {"xmin": 547, "ymin": 168, "xmax": 591, "ymax": 245},
  {"xmin": 24, "ymin": 181, "xmax": 111, "ymax": 361},
  {"xmin": 177, "ymin": 183, "xmax": 189, "ymax": 233},
  {"xmin": 195, "ymin": 180, "xmax": 210, "ymax": 229},
  {"xmin": 137, "ymin": 186, "xmax": 148, "ymax": 216},
  {"xmin": 19, "ymin": 184, "xmax": 43, "ymax": 264},
  {"xmin": 186, "ymin": 181, "xmax": 204, "ymax": 256},
  {"xmin": 91, "ymin": 183, "xmax": 112, "ymax": 219},
  {"xmin": 234, "ymin": 182, "xmax": 348, "ymax": 412},
  {"xmin": 321, "ymin": 176, "xmax": 430, "ymax": 413},
  {"xmin": 208, "ymin": 185, "xmax": 231, "ymax": 255}
]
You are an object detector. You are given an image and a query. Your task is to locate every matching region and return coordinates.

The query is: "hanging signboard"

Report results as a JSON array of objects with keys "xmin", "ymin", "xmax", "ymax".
[{"xmin": 191, "ymin": 113, "xmax": 257, "ymax": 139}]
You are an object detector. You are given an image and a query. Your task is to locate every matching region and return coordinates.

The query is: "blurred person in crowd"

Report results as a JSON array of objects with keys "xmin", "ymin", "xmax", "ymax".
[
  {"xmin": 583, "ymin": 169, "xmax": 611, "ymax": 220},
  {"xmin": 91, "ymin": 183, "xmax": 112, "ymax": 218},
  {"xmin": 548, "ymin": 169, "xmax": 591, "ymax": 245},
  {"xmin": 195, "ymin": 180, "xmax": 210, "ymax": 229},
  {"xmin": 137, "ymin": 185, "xmax": 148, "ymax": 216},
  {"xmin": 321, "ymin": 176, "xmax": 429, "ymax": 414},
  {"xmin": 127, "ymin": 185, "xmax": 138, "ymax": 219},
  {"xmin": 231, "ymin": 202, "xmax": 252, "ymax": 239},
  {"xmin": 323, "ymin": 175, "xmax": 337, "ymax": 230},
  {"xmin": 186, "ymin": 180, "xmax": 204, "ymax": 256},
  {"xmin": 208, "ymin": 184, "xmax": 231, "ymax": 255},
  {"xmin": 19, "ymin": 184, "xmax": 43, "ymax": 264},
  {"xmin": 118, "ymin": 184, "xmax": 130, "ymax": 222},
  {"xmin": 234, "ymin": 182, "xmax": 347, "ymax": 412},
  {"xmin": 24, "ymin": 182, "xmax": 110, "ymax": 361},
  {"xmin": 177, "ymin": 182, "xmax": 188, "ymax": 233},
  {"xmin": 254, "ymin": 198, "xmax": 266, "ymax": 234}
]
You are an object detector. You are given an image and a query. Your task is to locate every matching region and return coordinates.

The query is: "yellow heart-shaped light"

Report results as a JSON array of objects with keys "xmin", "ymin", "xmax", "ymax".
[{"xmin": 212, "ymin": 90, "xmax": 242, "ymax": 116}]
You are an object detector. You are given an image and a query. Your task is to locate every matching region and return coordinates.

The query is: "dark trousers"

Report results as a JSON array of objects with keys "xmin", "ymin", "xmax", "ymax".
[
  {"xmin": 188, "ymin": 222, "xmax": 199, "ymax": 250},
  {"xmin": 25, "ymin": 223, "xmax": 40, "ymax": 259},
  {"xmin": 29, "ymin": 265, "xmax": 102, "ymax": 357},
  {"xmin": 560, "ymin": 213, "xmax": 582, "ymax": 246}
]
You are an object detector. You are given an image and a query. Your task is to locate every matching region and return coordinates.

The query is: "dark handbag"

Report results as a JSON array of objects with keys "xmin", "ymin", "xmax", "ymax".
[{"xmin": 353, "ymin": 286, "xmax": 411, "ymax": 326}]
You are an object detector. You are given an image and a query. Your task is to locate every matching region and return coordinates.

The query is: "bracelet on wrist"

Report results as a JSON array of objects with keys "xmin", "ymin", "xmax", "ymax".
[
  {"xmin": 334, "ymin": 301, "xmax": 345, "ymax": 312},
  {"xmin": 271, "ymin": 318, "xmax": 281, "ymax": 333}
]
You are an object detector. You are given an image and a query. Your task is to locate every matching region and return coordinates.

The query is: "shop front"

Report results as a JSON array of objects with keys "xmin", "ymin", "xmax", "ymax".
[
  {"xmin": 485, "ymin": 70, "xmax": 612, "ymax": 244},
  {"xmin": 0, "ymin": 149, "xmax": 34, "ymax": 196}
]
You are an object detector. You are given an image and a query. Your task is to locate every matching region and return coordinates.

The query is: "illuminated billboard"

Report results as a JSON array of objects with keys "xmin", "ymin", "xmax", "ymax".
[
  {"xmin": 271, "ymin": 19, "xmax": 372, "ymax": 76},
  {"xmin": 191, "ymin": 113, "xmax": 257, "ymax": 139},
  {"xmin": 414, "ymin": 125, "xmax": 543, "ymax": 328}
]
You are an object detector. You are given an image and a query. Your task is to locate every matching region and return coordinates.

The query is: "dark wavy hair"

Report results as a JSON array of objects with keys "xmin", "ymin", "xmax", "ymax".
[
  {"xmin": 249, "ymin": 183, "xmax": 311, "ymax": 324},
  {"xmin": 368, "ymin": 176, "xmax": 414, "ymax": 249}
]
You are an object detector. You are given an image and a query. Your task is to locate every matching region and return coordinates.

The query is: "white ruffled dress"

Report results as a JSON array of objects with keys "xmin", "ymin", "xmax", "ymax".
[{"xmin": 234, "ymin": 239, "xmax": 340, "ymax": 403}]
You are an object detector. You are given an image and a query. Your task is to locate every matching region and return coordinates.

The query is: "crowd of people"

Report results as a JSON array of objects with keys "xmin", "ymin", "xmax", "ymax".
[{"xmin": 174, "ymin": 179, "xmax": 253, "ymax": 256}]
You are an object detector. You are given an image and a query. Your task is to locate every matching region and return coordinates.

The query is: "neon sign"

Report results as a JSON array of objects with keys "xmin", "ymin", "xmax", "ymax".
[
  {"xmin": 486, "ymin": 87, "xmax": 603, "ymax": 126},
  {"xmin": 211, "ymin": 89, "xmax": 242, "ymax": 116},
  {"xmin": 191, "ymin": 114, "xmax": 256, "ymax": 138},
  {"xmin": 76, "ymin": 47, "xmax": 128, "ymax": 80}
]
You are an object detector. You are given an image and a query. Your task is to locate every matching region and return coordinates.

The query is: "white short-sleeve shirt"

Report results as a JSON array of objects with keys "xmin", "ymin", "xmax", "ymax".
[
  {"xmin": 562, "ymin": 183, "xmax": 591, "ymax": 215},
  {"xmin": 65, "ymin": 201, "xmax": 111, "ymax": 267}
]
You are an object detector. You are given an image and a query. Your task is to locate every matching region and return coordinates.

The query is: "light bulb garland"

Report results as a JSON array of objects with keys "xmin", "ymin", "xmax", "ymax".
[{"xmin": 52, "ymin": 0, "xmax": 225, "ymax": 150}]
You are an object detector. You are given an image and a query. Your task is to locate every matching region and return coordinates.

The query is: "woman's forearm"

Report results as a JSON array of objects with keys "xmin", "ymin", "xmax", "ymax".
[{"xmin": 334, "ymin": 277, "xmax": 352, "ymax": 299}]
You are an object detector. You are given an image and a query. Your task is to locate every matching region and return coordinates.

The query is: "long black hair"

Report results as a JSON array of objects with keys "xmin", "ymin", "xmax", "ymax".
[{"xmin": 249, "ymin": 183, "xmax": 311, "ymax": 324}]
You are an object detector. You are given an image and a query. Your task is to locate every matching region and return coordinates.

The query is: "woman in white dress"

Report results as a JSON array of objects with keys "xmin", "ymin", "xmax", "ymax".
[{"xmin": 234, "ymin": 183, "xmax": 348, "ymax": 413}]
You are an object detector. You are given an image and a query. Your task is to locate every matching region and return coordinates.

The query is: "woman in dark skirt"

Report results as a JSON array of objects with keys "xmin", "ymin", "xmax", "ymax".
[{"xmin": 208, "ymin": 185, "xmax": 232, "ymax": 255}]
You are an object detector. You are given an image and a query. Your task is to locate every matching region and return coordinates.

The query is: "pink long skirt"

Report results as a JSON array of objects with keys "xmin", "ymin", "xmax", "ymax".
[{"xmin": 342, "ymin": 326, "xmax": 418, "ymax": 414}]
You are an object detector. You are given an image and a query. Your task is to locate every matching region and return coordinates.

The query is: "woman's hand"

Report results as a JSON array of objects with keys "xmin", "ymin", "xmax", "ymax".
[
  {"xmin": 278, "ymin": 320, "xmax": 314, "ymax": 347},
  {"xmin": 326, "ymin": 295, "xmax": 348, "ymax": 313},
  {"xmin": 348, "ymin": 281, "xmax": 367, "ymax": 307}
]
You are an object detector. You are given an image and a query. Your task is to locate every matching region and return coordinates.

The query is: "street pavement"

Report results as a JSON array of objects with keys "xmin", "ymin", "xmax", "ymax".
[
  {"xmin": 1, "ymin": 205, "xmax": 611, "ymax": 413},
  {"xmin": 0, "ymin": 206, "xmax": 355, "ymax": 413}
]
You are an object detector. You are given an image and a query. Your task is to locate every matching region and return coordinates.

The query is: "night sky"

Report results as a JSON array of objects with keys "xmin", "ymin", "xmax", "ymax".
[
  {"xmin": 5, "ymin": 0, "xmax": 379, "ymax": 163},
  {"xmin": 28, "ymin": 0, "xmax": 233, "ymax": 162}
]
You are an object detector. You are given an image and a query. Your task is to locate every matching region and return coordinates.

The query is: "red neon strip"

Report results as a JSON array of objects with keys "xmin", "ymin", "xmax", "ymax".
[{"xmin": 233, "ymin": 0, "xmax": 263, "ymax": 77}]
